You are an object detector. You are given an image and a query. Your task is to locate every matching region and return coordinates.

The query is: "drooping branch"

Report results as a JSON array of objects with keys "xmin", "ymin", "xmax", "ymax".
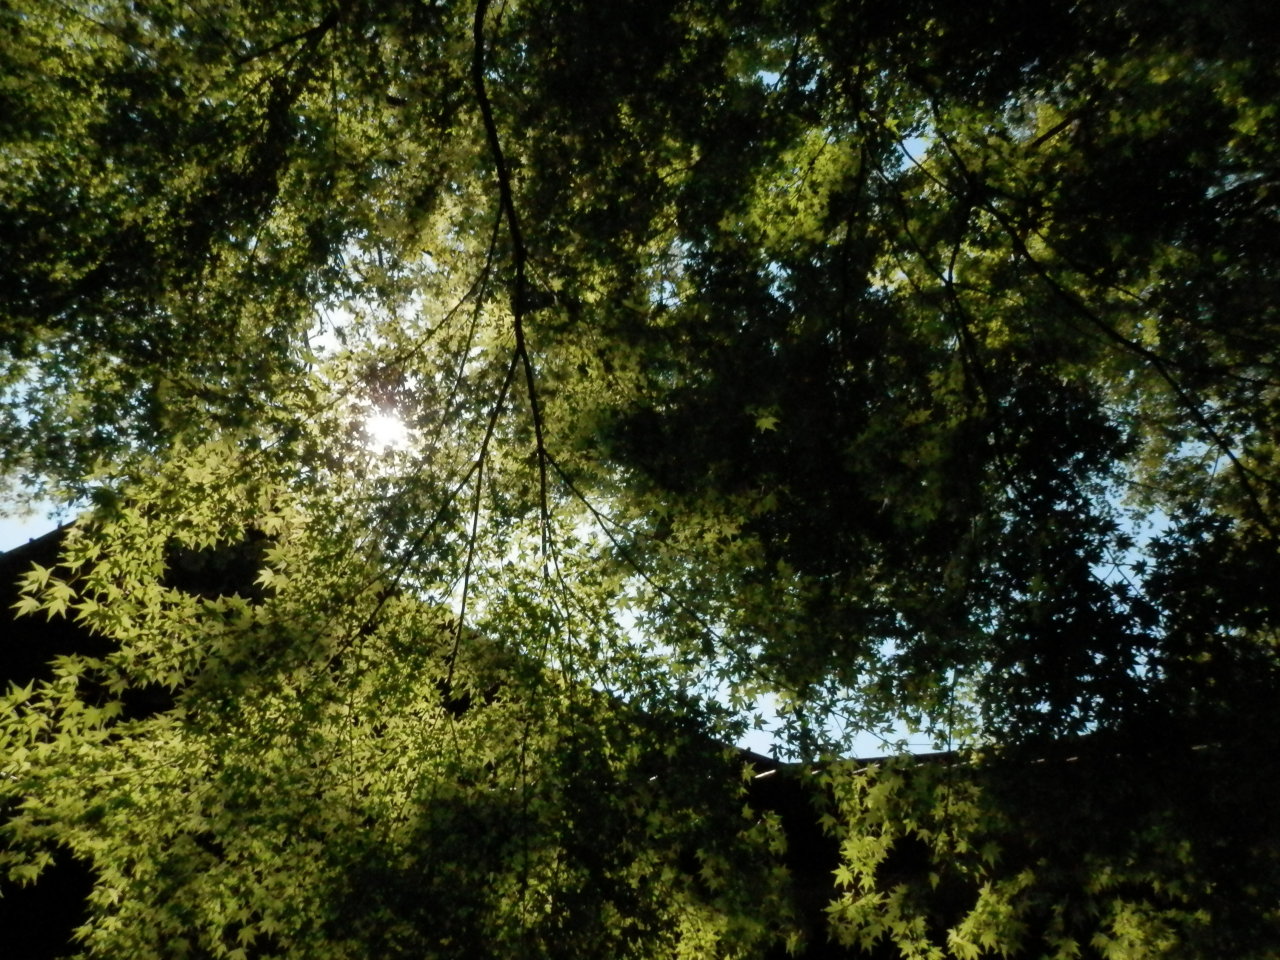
[{"xmin": 471, "ymin": 0, "xmax": 552, "ymax": 563}]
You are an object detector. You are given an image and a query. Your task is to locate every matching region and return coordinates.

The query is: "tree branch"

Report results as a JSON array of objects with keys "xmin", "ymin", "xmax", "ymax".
[
  {"xmin": 926, "ymin": 108, "xmax": 1277, "ymax": 535},
  {"xmin": 471, "ymin": 0, "xmax": 551, "ymax": 565}
]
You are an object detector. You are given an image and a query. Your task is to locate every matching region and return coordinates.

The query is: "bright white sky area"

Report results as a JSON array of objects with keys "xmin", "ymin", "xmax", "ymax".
[
  {"xmin": 0, "ymin": 509, "xmax": 60, "ymax": 552},
  {"xmin": 363, "ymin": 411, "xmax": 413, "ymax": 452}
]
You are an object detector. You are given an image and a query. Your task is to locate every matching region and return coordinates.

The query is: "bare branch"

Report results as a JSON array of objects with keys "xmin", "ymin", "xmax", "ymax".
[{"xmin": 471, "ymin": 0, "xmax": 552, "ymax": 567}]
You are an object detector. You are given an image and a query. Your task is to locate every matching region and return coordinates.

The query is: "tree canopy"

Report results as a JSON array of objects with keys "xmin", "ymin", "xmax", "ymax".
[{"xmin": 2, "ymin": 0, "xmax": 1279, "ymax": 957}]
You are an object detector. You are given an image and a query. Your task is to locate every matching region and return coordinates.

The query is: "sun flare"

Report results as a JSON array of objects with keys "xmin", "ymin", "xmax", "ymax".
[{"xmin": 364, "ymin": 412, "xmax": 411, "ymax": 452}]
